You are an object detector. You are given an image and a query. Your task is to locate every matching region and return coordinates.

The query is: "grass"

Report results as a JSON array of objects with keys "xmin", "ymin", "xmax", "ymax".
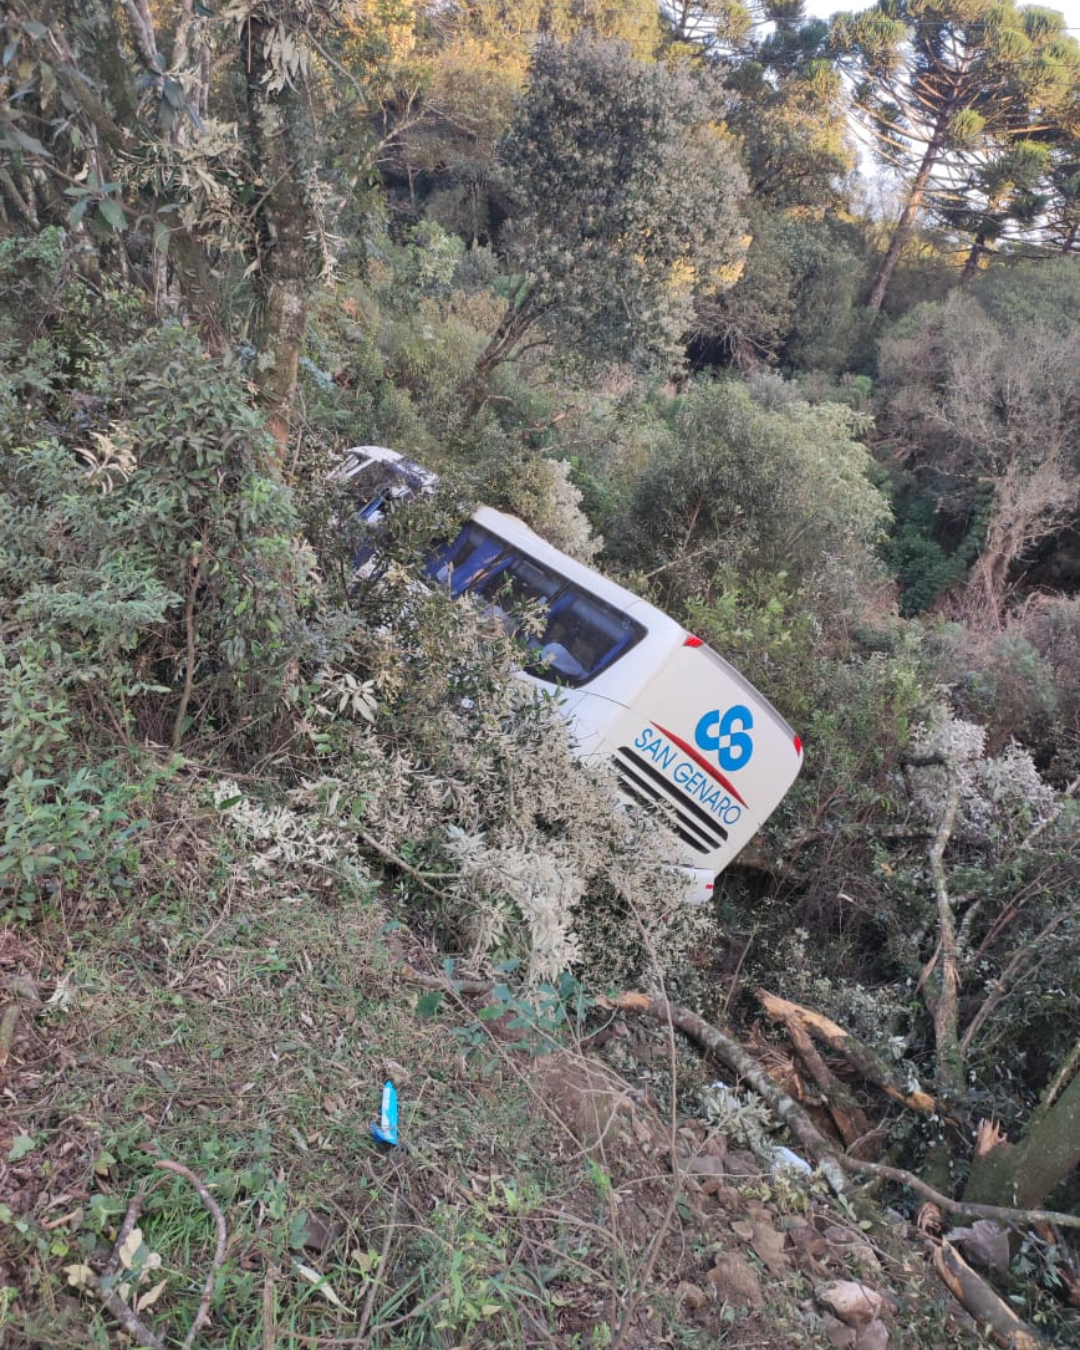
[
  {"xmin": 4, "ymin": 779, "xmax": 1066, "ymax": 1350},
  {"xmin": 1, "ymin": 807, "xmax": 706, "ymax": 1350}
]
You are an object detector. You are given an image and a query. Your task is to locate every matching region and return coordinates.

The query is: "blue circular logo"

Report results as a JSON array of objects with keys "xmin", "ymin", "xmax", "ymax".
[{"xmin": 695, "ymin": 704, "xmax": 754, "ymax": 771}]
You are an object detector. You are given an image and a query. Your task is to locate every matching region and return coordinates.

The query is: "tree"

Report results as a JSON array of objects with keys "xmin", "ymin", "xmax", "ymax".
[
  {"xmin": 830, "ymin": 0, "xmax": 1080, "ymax": 310},
  {"xmin": 626, "ymin": 374, "xmax": 889, "ymax": 604},
  {"xmin": 239, "ymin": 2, "xmax": 325, "ymax": 455},
  {"xmin": 947, "ymin": 140, "xmax": 1051, "ymax": 278},
  {"xmin": 471, "ymin": 37, "xmax": 748, "ymax": 395},
  {"xmin": 382, "ymin": 0, "xmax": 663, "ymax": 233},
  {"xmin": 693, "ymin": 211, "xmax": 870, "ymax": 372},
  {"xmin": 0, "ymin": 1, "xmax": 393, "ymax": 461},
  {"xmin": 877, "ymin": 261, "xmax": 1080, "ymax": 624}
]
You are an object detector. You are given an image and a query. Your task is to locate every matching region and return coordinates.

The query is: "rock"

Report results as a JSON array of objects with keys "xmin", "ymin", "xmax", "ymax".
[
  {"xmin": 711, "ymin": 1185, "xmax": 741, "ymax": 1210},
  {"xmin": 823, "ymin": 1313, "xmax": 858, "ymax": 1348},
  {"xmin": 708, "ymin": 1252, "xmax": 765, "ymax": 1310},
  {"xmin": 816, "ymin": 1281, "xmax": 885, "ymax": 1327},
  {"xmin": 722, "ymin": 1149, "xmax": 760, "ymax": 1177},
  {"xmin": 854, "ymin": 1318, "xmax": 890, "ymax": 1350},
  {"xmin": 674, "ymin": 1281, "xmax": 707, "ymax": 1312},
  {"xmin": 789, "ymin": 1224, "xmax": 829, "ymax": 1260},
  {"xmin": 824, "ymin": 1227, "xmax": 881, "ymax": 1272},
  {"xmin": 749, "ymin": 1220, "xmax": 789, "ymax": 1274},
  {"xmin": 684, "ymin": 1154, "xmax": 726, "ymax": 1177}
]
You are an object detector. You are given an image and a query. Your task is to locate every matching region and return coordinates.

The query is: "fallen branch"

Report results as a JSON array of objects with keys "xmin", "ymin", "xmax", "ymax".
[
  {"xmin": 400, "ymin": 965, "xmax": 500, "ymax": 997},
  {"xmin": 757, "ymin": 989, "xmax": 938, "ymax": 1115},
  {"xmin": 612, "ymin": 992, "xmax": 1080, "ymax": 1234},
  {"xmin": 835, "ymin": 1156, "xmax": 1080, "ymax": 1231},
  {"xmin": 91, "ymin": 1186, "xmax": 167, "ymax": 1350},
  {"xmin": 153, "ymin": 1159, "xmax": 228, "ymax": 1350},
  {"xmin": 608, "ymin": 991, "xmax": 849, "ymax": 1195},
  {"xmin": 755, "ymin": 992, "xmax": 873, "ymax": 1147},
  {"xmin": 933, "ymin": 1239, "xmax": 1044, "ymax": 1350},
  {"xmin": 93, "ymin": 1281, "xmax": 167, "ymax": 1350},
  {"xmin": 0, "ymin": 1001, "xmax": 22, "ymax": 1070}
]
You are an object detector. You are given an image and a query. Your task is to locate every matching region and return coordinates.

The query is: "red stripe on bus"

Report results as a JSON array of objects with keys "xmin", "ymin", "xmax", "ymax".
[{"xmin": 652, "ymin": 723, "xmax": 748, "ymax": 807}]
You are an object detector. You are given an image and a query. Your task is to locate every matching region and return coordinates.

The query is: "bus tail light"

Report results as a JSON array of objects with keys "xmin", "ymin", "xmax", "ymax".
[{"xmin": 683, "ymin": 634, "xmax": 704, "ymax": 648}]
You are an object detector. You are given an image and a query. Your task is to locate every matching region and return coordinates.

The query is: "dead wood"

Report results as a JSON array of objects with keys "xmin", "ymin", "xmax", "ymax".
[
  {"xmin": 836, "ymin": 1156, "xmax": 1080, "ymax": 1231},
  {"xmin": 90, "ymin": 1185, "xmax": 167, "ymax": 1350},
  {"xmin": 757, "ymin": 989, "xmax": 938, "ymax": 1115},
  {"xmin": 608, "ymin": 991, "xmax": 849, "ymax": 1195},
  {"xmin": 754, "ymin": 992, "xmax": 874, "ymax": 1148},
  {"xmin": 153, "ymin": 1159, "xmax": 228, "ymax": 1350},
  {"xmin": 933, "ymin": 1239, "xmax": 1044, "ymax": 1350}
]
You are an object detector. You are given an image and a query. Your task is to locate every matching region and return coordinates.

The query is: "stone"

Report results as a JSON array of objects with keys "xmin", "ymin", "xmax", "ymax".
[
  {"xmin": 674, "ymin": 1281, "xmax": 707, "ymax": 1312},
  {"xmin": 823, "ymin": 1313, "xmax": 858, "ymax": 1348},
  {"xmin": 722, "ymin": 1149, "xmax": 761, "ymax": 1177},
  {"xmin": 854, "ymin": 1318, "xmax": 890, "ymax": 1350},
  {"xmin": 815, "ymin": 1280, "xmax": 885, "ymax": 1327},
  {"xmin": 684, "ymin": 1154, "xmax": 726, "ymax": 1177},
  {"xmin": 707, "ymin": 1252, "xmax": 765, "ymax": 1310}
]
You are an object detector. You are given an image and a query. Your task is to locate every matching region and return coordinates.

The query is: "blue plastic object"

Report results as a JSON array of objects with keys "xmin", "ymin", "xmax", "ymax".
[{"xmin": 369, "ymin": 1079, "xmax": 399, "ymax": 1147}]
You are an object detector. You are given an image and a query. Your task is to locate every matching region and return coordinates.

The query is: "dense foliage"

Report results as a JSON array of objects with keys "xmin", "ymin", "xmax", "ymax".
[{"xmin": 1, "ymin": 2, "xmax": 1078, "ymax": 1345}]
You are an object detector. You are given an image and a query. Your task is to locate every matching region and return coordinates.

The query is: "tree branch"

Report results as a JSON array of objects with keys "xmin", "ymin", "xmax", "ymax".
[
  {"xmin": 927, "ymin": 761, "xmax": 964, "ymax": 1098},
  {"xmin": 153, "ymin": 1159, "xmax": 228, "ymax": 1350},
  {"xmin": 608, "ymin": 991, "xmax": 850, "ymax": 1195}
]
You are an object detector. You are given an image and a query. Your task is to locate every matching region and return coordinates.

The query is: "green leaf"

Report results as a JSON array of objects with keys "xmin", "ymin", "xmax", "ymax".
[
  {"xmin": 68, "ymin": 197, "xmax": 88, "ymax": 228},
  {"xmin": 97, "ymin": 198, "xmax": 126, "ymax": 231},
  {"xmin": 8, "ymin": 1134, "xmax": 37, "ymax": 1162},
  {"xmin": 415, "ymin": 990, "xmax": 443, "ymax": 1019},
  {"xmin": 7, "ymin": 124, "xmax": 50, "ymax": 158}
]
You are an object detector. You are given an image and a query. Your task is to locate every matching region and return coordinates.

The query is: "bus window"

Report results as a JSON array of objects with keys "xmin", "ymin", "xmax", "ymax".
[
  {"xmin": 427, "ymin": 522, "xmax": 644, "ymax": 686},
  {"xmin": 426, "ymin": 522, "xmax": 510, "ymax": 595},
  {"xmin": 528, "ymin": 588, "xmax": 644, "ymax": 687}
]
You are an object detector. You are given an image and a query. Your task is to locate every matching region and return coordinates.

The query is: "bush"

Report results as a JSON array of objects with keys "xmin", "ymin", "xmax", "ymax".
[{"xmin": 0, "ymin": 237, "xmax": 334, "ymax": 918}]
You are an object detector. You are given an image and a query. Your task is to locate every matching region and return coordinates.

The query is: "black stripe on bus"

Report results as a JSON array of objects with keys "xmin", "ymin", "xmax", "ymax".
[
  {"xmin": 613, "ymin": 766, "xmax": 713, "ymax": 850},
  {"xmin": 615, "ymin": 747, "xmax": 729, "ymax": 850}
]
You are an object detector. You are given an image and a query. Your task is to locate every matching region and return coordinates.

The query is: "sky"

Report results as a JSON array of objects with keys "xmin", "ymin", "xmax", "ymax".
[{"xmin": 801, "ymin": 0, "xmax": 1080, "ymax": 33}]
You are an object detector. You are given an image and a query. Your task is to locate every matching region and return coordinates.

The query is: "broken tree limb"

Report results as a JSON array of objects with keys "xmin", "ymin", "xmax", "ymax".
[
  {"xmin": 611, "ymin": 992, "xmax": 1080, "ymax": 1234},
  {"xmin": 608, "ymin": 992, "xmax": 849, "ymax": 1195},
  {"xmin": 835, "ymin": 1156, "xmax": 1080, "ymax": 1231},
  {"xmin": 153, "ymin": 1159, "xmax": 227, "ymax": 1350},
  {"xmin": 933, "ymin": 1239, "xmax": 1044, "ymax": 1350},
  {"xmin": 757, "ymin": 994, "xmax": 870, "ymax": 1148},
  {"xmin": 756, "ymin": 989, "xmax": 938, "ymax": 1115}
]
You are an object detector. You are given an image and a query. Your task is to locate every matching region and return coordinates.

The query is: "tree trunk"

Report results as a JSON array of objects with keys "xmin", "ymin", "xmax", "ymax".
[
  {"xmin": 867, "ymin": 126, "xmax": 948, "ymax": 312},
  {"xmin": 242, "ymin": 13, "xmax": 314, "ymax": 464},
  {"xmin": 962, "ymin": 229, "xmax": 989, "ymax": 281},
  {"xmin": 965, "ymin": 1065, "xmax": 1080, "ymax": 1212}
]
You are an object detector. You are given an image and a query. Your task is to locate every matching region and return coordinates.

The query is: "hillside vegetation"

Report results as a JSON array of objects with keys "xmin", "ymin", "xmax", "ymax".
[{"xmin": 0, "ymin": 3, "xmax": 1078, "ymax": 1349}]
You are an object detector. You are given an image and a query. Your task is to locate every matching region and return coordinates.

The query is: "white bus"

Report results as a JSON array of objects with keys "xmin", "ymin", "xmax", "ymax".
[{"xmin": 334, "ymin": 447, "xmax": 804, "ymax": 902}]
